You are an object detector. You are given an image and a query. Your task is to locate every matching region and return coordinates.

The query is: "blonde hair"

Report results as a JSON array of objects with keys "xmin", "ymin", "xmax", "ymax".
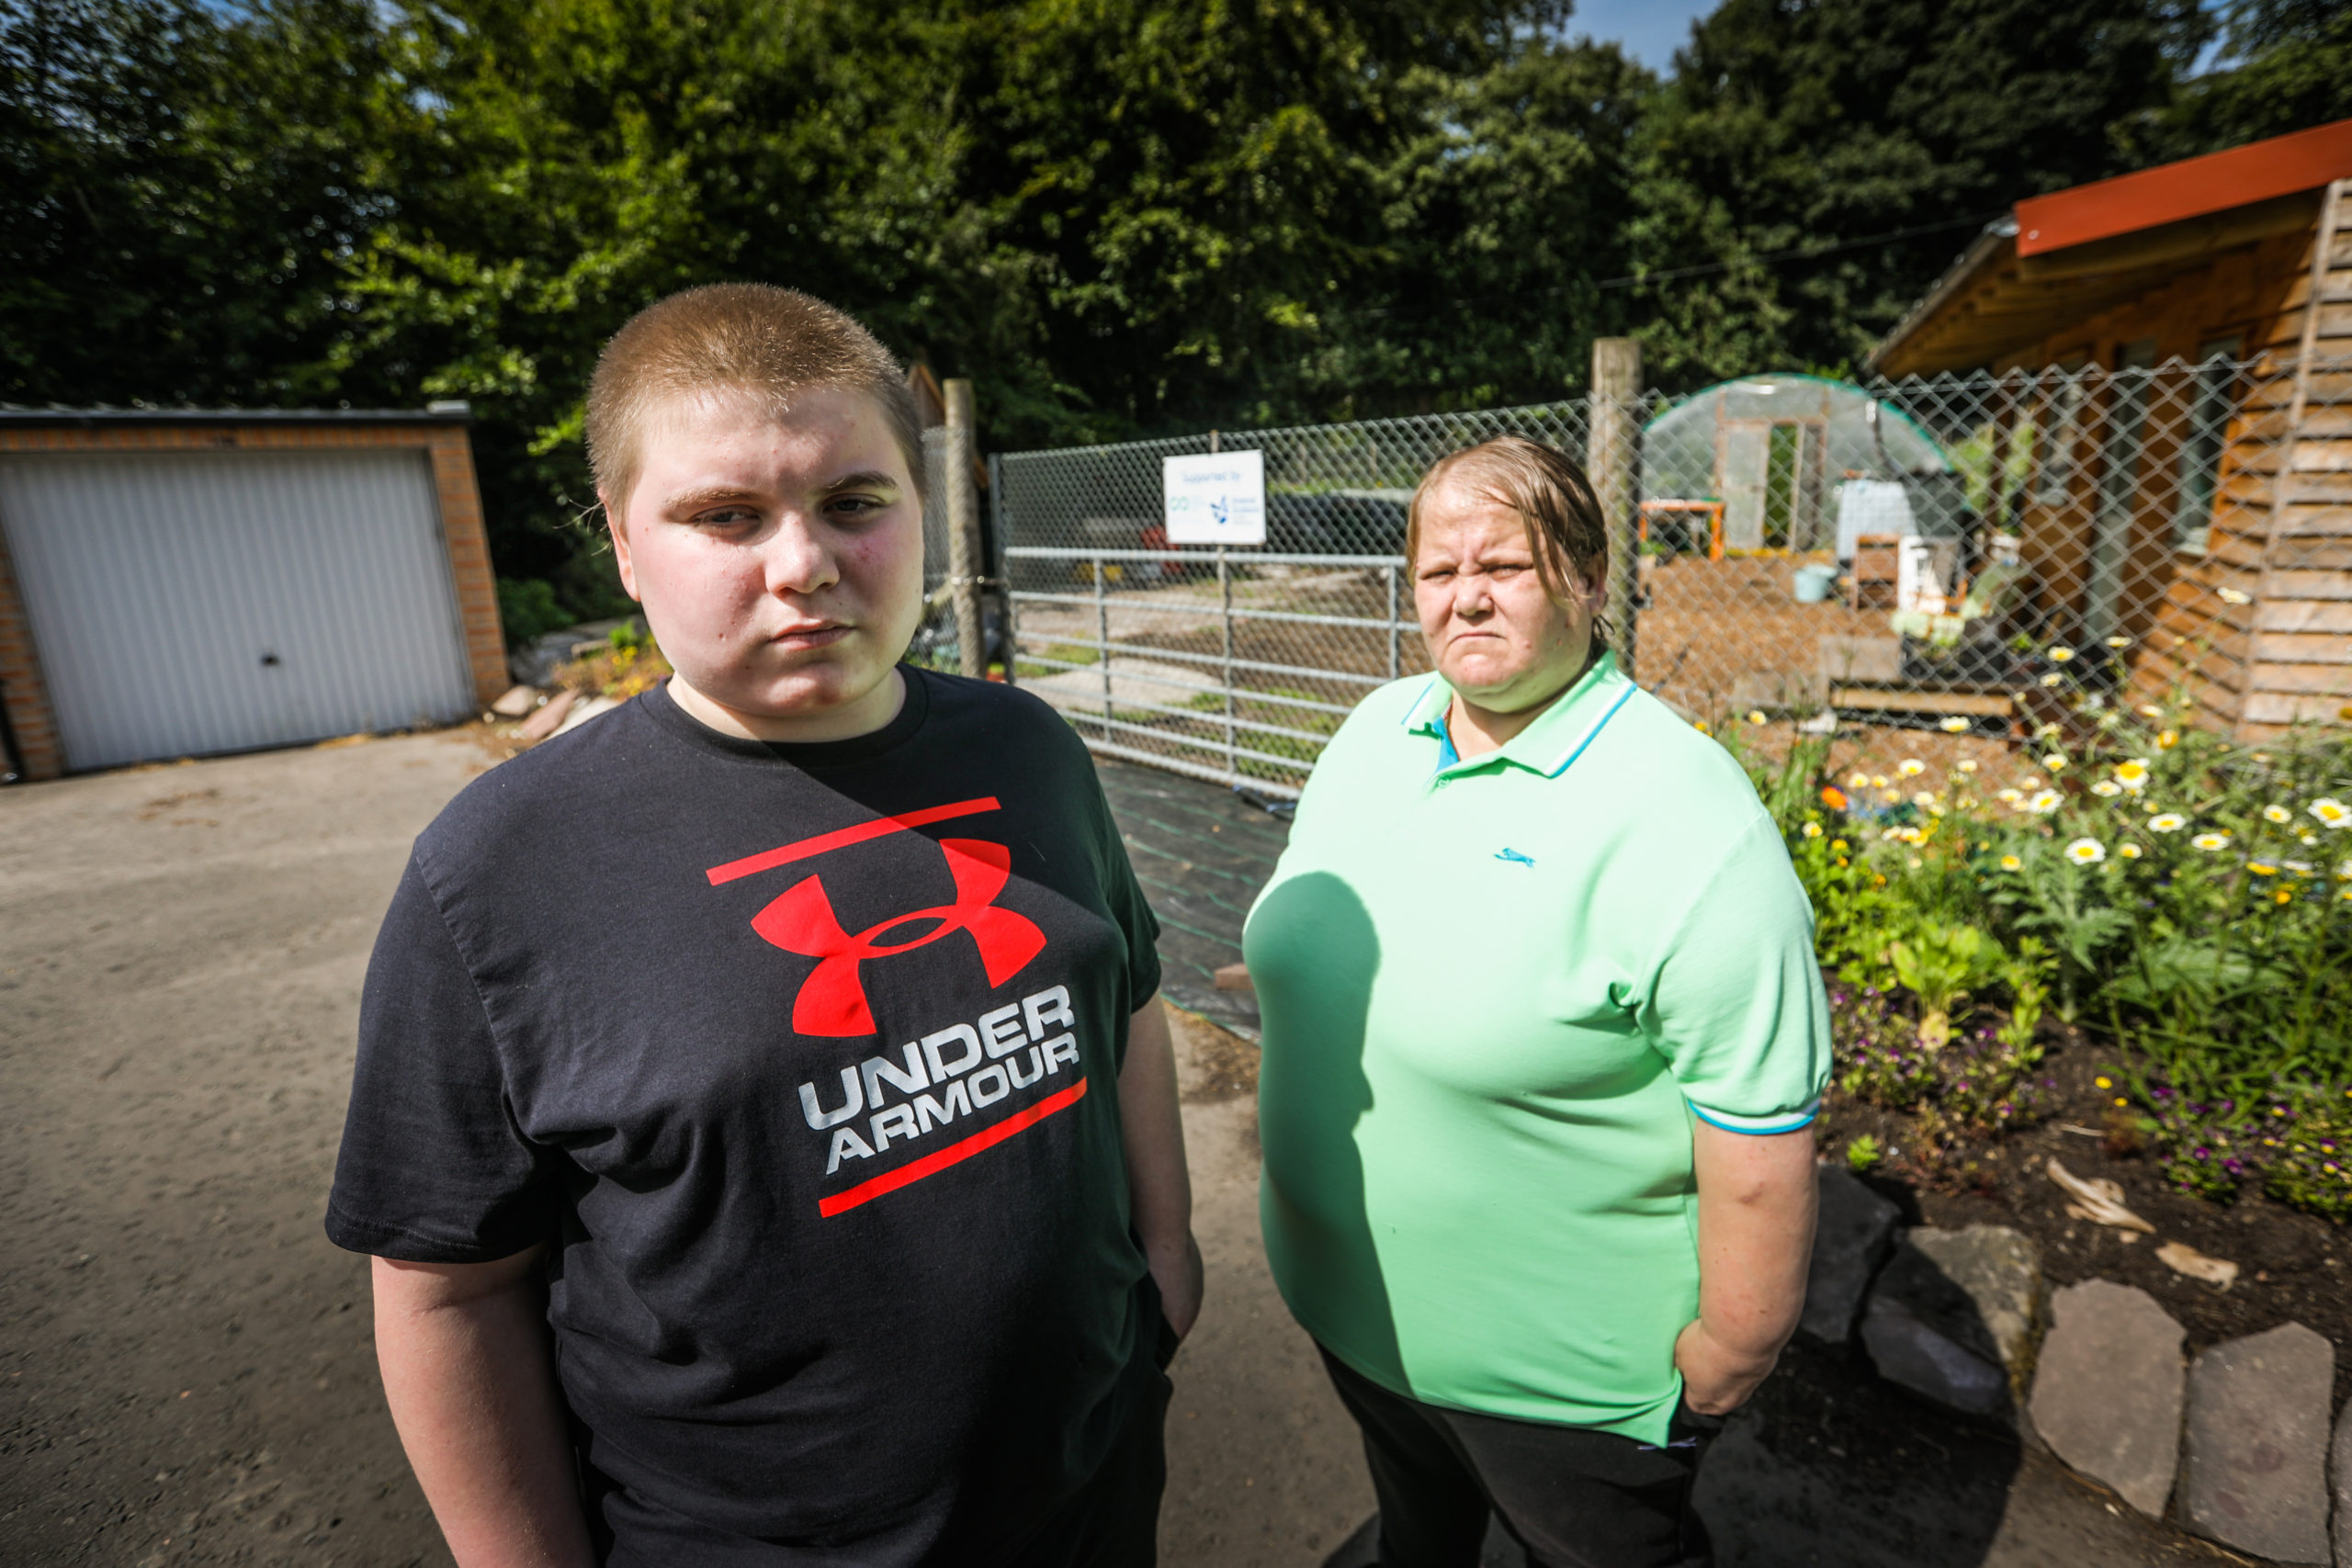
[
  {"xmin": 1408, "ymin": 435, "xmax": 1609, "ymax": 609},
  {"xmin": 585, "ymin": 283, "xmax": 925, "ymax": 513}
]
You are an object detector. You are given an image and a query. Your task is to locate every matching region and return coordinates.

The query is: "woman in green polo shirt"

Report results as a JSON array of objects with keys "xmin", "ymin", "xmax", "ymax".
[{"xmin": 1244, "ymin": 435, "xmax": 1826, "ymax": 1568}]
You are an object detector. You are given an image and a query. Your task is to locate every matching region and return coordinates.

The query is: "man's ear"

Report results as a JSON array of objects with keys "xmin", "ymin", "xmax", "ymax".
[{"xmin": 603, "ymin": 493, "xmax": 643, "ymax": 603}]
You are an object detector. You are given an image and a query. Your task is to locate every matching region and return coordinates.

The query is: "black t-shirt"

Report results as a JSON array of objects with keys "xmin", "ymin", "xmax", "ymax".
[{"xmin": 326, "ymin": 670, "xmax": 1163, "ymax": 1564}]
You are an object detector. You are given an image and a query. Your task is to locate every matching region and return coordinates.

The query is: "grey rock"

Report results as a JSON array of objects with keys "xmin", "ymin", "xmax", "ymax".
[
  {"xmin": 2180, "ymin": 1321, "xmax": 2334, "ymax": 1564},
  {"xmin": 2329, "ymin": 1392, "xmax": 2348, "ymax": 1568},
  {"xmin": 1860, "ymin": 1225, "xmax": 2043, "ymax": 1417},
  {"xmin": 2026, "ymin": 1280, "xmax": 2184, "ymax": 1517},
  {"xmin": 1800, "ymin": 1165, "xmax": 1901, "ymax": 1343},
  {"xmin": 1861, "ymin": 1291, "xmax": 2010, "ymax": 1416}
]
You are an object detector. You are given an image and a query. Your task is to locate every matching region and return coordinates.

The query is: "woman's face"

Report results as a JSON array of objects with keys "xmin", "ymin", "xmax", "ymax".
[{"xmin": 1412, "ymin": 479, "xmax": 1600, "ymax": 714}]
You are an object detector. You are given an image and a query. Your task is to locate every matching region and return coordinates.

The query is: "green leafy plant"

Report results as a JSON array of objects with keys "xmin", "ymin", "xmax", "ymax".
[
  {"xmin": 1887, "ymin": 921, "xmax": 2002, "ymax": 1053},
  {"xmin": 1844, "ymin": 1134, "xmax": 1883, "ymax": 1174}
]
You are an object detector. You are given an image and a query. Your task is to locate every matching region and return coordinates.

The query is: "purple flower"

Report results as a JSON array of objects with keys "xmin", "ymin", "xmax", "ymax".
[{"xmin": 2194, "ymin": 1147, "xmax": 2211, "ymax": 1159}]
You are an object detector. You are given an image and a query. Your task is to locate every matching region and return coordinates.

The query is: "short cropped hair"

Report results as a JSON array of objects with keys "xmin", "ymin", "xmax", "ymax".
[
  {"xmin": 586, "ymin": 283, "xmax": 926, "ymax": 513},
  {"xmin": 1407, "ymin": 435, "xmax": 1609, "ymax": 608}
]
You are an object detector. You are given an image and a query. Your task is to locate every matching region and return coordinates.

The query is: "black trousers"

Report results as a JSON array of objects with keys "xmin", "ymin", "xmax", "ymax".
[{"xmin": 1319, "ymin": 1347, "xmax": 1715, "ymax": 1568}]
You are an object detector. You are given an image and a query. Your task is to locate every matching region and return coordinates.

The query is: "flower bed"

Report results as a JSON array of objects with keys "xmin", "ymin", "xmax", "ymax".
[{"xmin": 1735, "ymin": 684, "xmax": 2352, "ymax": 1223}]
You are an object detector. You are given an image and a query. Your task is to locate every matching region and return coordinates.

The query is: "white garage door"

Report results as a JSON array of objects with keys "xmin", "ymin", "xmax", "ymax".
[{"xmin": 0, "ymin": 449, "xmax": 478, "ymax": 771}]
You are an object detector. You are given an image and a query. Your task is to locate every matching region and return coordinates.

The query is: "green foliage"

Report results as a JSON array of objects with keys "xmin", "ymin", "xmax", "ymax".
[
  {"xmin": 9, "ymin": 0, "xmax": 2339, "ymax": 614},
  {"xmin": 496, "ymin": 576, "xmax": 571, "ymax": 646},
  {"xmin": 1844, "ymin": 1134, "xmax": 1883, "ymax": 1173},
  {"xmin": 1751, "ymin": 688, "xmax": 2352, "ymax": 1217},
  {"xmin": 1623, "ymin": 0, "xmax": 2210, "ymax": 385},
  {"xmin": 1888, "ymin": 921, "xmax": 2002, "ymax": 1051},
  {"xmin": 2141, "ymin": 0, "xmax": 2352, "ymax": 158}
]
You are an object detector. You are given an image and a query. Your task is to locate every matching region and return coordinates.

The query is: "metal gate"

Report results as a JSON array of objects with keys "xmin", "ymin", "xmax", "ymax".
[{"xmin": 0, "ymin": 449, "xmax": 477, "ymax": 769}]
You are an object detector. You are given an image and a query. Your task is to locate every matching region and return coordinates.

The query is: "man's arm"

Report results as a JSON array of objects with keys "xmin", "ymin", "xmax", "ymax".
[
  {"xmin": 1118, "ymin": 997, "xmax": 1204, "ymax": 1337},
  {"xmin": 373, "ymin": 1247, "xmax": 594, "ymax": 1568},
  {"xmin": 1671, "ymin": 1122, "xmax": 1817, "ymax": 1416}
]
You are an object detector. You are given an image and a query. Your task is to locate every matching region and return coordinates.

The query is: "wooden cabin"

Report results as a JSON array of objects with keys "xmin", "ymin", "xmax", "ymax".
[{"xmin": 1869, "ymin": 118, "xmax": 2352, "ymax": 739}]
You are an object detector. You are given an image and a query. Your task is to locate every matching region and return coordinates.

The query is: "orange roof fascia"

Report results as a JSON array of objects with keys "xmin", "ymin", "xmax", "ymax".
[{"xmin": 2015, "ymin": 118, "xmax": 2352, "ymax": 256}]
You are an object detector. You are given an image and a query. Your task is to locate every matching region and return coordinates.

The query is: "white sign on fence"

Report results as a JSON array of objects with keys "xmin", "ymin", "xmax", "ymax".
[{"xmin": 1162, "ymin": 449, "xmax": 1266, "ymax": 547}]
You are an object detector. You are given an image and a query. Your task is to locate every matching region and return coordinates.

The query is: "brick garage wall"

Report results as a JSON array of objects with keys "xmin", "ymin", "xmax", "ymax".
[{"xmin": 0, "ymin": 419, "xmax": 509, "ymax": 782}]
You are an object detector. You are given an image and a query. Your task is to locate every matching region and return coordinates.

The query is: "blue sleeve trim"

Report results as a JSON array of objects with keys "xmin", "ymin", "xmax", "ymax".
[{"xmin": 1690, "ymin": 1100, "xmax": 1820, "ymax": 1135}]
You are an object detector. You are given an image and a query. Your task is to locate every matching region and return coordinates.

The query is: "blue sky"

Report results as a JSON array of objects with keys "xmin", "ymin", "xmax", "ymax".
[{"xmin": 1561, "ymin": 0, "xmax": 1716, "ymax": 72}]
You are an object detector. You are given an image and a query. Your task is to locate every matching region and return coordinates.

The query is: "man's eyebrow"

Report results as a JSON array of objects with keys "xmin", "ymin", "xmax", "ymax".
[
  {"xmin": 823, "ymin": 469, "xmax": 901, "ymax": 493},
  {"xmin": 662, "ymin": 485, "xmax": 763, "ymax": 512}
]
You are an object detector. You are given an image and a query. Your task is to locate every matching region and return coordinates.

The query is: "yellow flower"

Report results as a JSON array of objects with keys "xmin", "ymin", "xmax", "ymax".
[
  {"xmin": 1802, "ymin": 821, "xmax": 1824, "ymax": 838},
  {"xmin": 1747, "ymin": 709, "xmax": 1768, "ymax": 725},
  {"xmin": 2028, "ymin": 790, "xmax": 2063, "ymax": 815},
  {"xmin": 1847, "ymin": 771, "xmax": 1871, "ymax": 789},
  {"xmin": 2276, "ymin": 889, "xmax": 2293, "ymax": 905},
  {"xmin": 2191, "ymin": 831, "xmax": 2231, "ymax": 852},
  {"xmin": 2138, "ymin": 704, "xmax": 2163, "ymax": 718},
  {"xmin": 2114, "ymin": 759, "xmax": 2148, "ymax": 791},
  {"xmin": 1881, "ymin": 788, "xmax": 1901, "ymax": 805},
  {"xmin": 2048, "ymin": 646, "xmax": 2076, "ymax": 662},
  {"xmin": 2250, "ymin": 862, "xmax": 2278, "ymax": 875},
  {"xmin": 2264, "ymin": 804, "xmax": 2291, "ymax": 824},
  {"xmin": 1694, "ymin": 720, "xmax": 1712, "ymax": 734},
  {"xmin": 1830, "ymin": 839, "xmax": 1848, "ymax": 853},
  {"xmin": 2064, "ymin": 838, "xmax": 2106, "ymax": 865},
  {"xmin": 1958, "ymin": 759, "xmax": 1978, "ymax": 773},
  {"xmin": 1913, "ymin": 790, "xmax": 1937, "ymax": 807},
  {"xmin": 2041, "ymin": 671, "xmax": 2064, "ymax": 687},
  {"xmin": 1996, "ymin": 788, "xmax": 2023, "ymax": 806},
  {"xmin": 2113, "ymin": 1097, "xmax": 2130, "ymax": 1107},
  {"xmin": 1898, "ymin": 759, "xmax": 1926, "ymax": 777},
  {"xmin": 2042, "ymin": 752, "xmax": 2068, "ymax": 771},
  {"xmin": 1999, "ymin": 854, "xmax": 2022, "ymax": 871},
  {"xmin": 2105, "ymin": 635, "xmax": 2132, "ymax": 649},
  {"xmin": 2091, "ymin": 780, "xmax": 2122, "ymax": 798},
  {"xmin": 2120, "ymin": 843, "xmax": 2143, "ymax": 859},
  {"xmin": 2310, "ymin": 797, "xmax": 2349, "ymax": 829},
  {"xmin": 2149, "ymin": 813, "xmax": 2187, "ymax": 833},
  {"xmin": 2158, "ymin": 729, "xmax": 2178, "ymax": 749},
  {"xmin": 1939, "ymin": 716, "xmax": 1971, "ymax": 733},
  {"xmin": 2095, "ymin": 1077, "xmax": 2112, "ymax": 1089},
  {"xmin": 1871, "ymin": 774, "xmax": 1889, "ymax": 789}
]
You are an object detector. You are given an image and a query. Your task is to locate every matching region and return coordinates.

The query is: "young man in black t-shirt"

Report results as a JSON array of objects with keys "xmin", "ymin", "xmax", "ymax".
[{"xmin": 327, "ymin": 284, "xmax": 1201, "ymax": 1567}]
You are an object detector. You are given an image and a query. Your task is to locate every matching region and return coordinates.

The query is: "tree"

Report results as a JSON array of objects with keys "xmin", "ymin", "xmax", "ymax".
[
  {"xmin": 1623, "ymin": 0, "xmax": 2209, "ymax": 388},
  {"xmin": 0, "ymin": 0, "xmax": 386, "ymax": 408},
  {"xmin": 2143, "ymin": 0, "xmax": 2352, "ymax": 158}
]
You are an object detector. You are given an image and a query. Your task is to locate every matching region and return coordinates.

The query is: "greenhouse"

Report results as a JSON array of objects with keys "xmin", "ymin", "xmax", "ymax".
[{"xmin": 1639, "ymin": 374, "xmax": 1958, "ymax": 555}]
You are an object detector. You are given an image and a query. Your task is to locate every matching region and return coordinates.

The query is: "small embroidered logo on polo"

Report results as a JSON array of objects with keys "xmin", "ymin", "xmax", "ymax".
[{"xmin": 1495, "ymin": 848, "xmax": 1536, "ymax": 867}]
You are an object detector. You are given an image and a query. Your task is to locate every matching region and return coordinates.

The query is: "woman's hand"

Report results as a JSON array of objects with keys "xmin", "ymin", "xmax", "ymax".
[
  {"xmin": 1672, "ymin": 1316, "xmax": 1781, "ymax": 1416},
  {"xmin": 1678, "ymin": 1122, "xmax": 1818, "ymax": 1417}
]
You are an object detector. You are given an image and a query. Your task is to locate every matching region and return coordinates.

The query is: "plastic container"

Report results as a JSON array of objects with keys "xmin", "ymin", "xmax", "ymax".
[{"xmin": 1792, "ymin": 563, "xmax": 1838, "ymax": 603}]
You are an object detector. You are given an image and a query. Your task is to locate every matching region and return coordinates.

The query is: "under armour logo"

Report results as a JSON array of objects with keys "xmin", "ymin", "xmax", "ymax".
[{"xmin": 706, "ymin": 798, "xmax": 1047, "ymax": 1037}]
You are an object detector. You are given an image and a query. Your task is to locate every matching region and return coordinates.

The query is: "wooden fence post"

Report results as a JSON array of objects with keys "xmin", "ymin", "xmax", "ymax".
[
  {"xmin": 1590, "ymin": 338, "xmax": 1643, "ymax": 680},
  {"xmin": 944, "ymin": 378, "xmax": 984, "ymax": 678}
]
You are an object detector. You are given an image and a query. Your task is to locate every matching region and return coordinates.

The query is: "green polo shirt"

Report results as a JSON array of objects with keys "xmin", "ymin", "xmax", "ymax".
[{"xmin": 1243, "ymin": 652, "xmax": 1828, "ymax": 1444}]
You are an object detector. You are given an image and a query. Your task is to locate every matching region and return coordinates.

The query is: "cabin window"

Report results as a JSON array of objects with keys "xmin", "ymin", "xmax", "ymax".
[{"xmin": 2173, "ymin": 337, "xmax": 2243, "ymax": 556}]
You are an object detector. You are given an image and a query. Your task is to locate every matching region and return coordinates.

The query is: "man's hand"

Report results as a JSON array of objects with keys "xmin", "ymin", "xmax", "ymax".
[
  {"xmin": 1673, "ymin": 1122, "xmax": 1817, "ymax": 1417},
  {"xmin": 1119, "ymin": 997, "xmax": 1203, "ymax": 1338}
]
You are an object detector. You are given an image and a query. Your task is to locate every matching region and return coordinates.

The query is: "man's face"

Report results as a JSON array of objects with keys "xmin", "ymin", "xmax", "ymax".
[{"xmin": 607, "ymin": 387, "xmax": 925, "ymax": 732}]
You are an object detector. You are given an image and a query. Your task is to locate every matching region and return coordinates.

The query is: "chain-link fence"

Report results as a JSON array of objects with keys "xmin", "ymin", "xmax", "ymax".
[{"xmin": 991, "ymin": 355, "xmax": 2352, "ymax": 794}]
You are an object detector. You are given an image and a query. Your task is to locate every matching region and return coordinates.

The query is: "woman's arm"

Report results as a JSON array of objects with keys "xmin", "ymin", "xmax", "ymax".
[
  {"xmin": 1672, "ymin": 1123, "xmax": 1817, "ymax": 1416},
  {"xmin": 372, "ymin": 1247, "xmax": 594, "ymax": 1568},
  {"xmin": 1118, "ymin": 997, "xmax": 1204, "ymax": 1337}
]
